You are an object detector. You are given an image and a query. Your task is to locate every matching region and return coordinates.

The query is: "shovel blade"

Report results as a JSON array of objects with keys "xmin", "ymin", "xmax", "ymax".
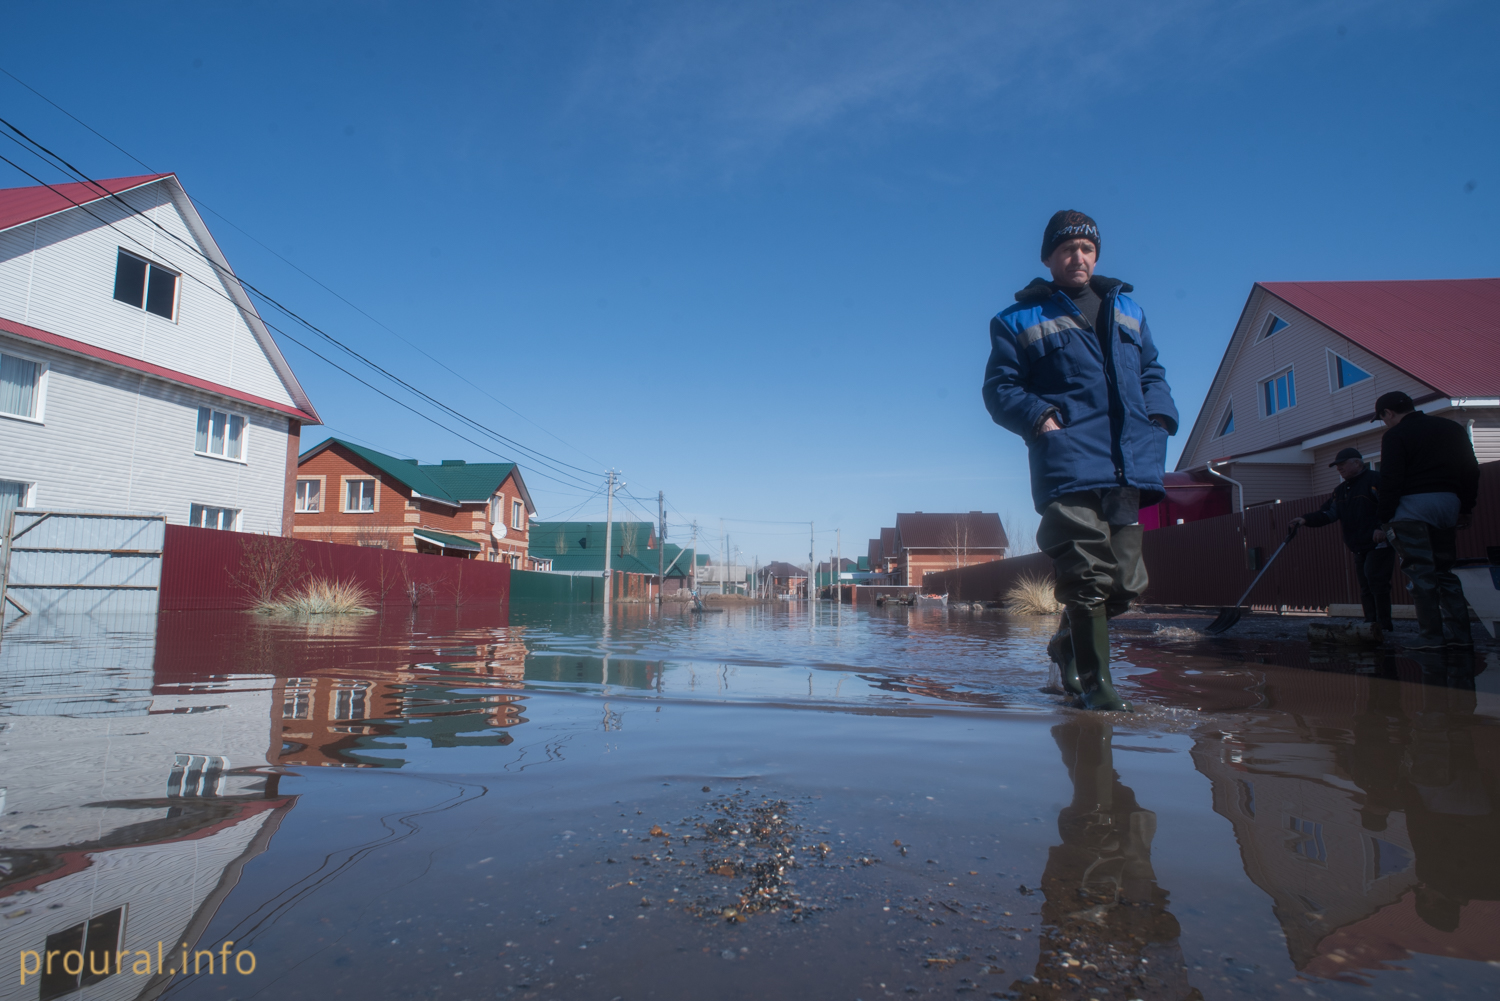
[{"xmin": 1205, "ymin": 606, "xmax": 1243, "ymax": 634}]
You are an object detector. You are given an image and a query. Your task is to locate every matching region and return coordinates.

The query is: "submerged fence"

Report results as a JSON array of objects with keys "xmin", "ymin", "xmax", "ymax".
[
  {"xmin": 158, "ymin": 525, "xmax": 509, "ymax": 612},
  {"xmin": 925, "ymin": 460, "xmax": 1500, "ymax": 610}
]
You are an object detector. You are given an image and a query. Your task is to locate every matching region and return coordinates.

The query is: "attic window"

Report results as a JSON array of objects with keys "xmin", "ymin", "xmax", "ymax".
[
  {"xmin": 1217, "ymin": 404, "xmax": 1235, "ymax": 437},
  {"xmin": 1260, "ymin": 313, "xmax": 1289, "ymax": 339},
  {"xmin": 113, "ymin": 249, "xmax": 178, "ymax": 319},
  {"xmin": 1327, "ymin": 350, "xmax": 1373, "ymax": 390}
]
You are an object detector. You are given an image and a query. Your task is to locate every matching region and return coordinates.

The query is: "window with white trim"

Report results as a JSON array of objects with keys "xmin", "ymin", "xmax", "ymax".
[
  {"xmin": 511, "ymin": 499, "xmax": 525, "ymax": 530},
  {"xmin": 1217, "ymin": 404, "xmax": 1234, "ymax": 437},
  {"xmin": 1327, "ymin": 350, "xmax": 1373, "ymax": 391},
  {"xmin": 196, "ymin": 407, "xmax": 246, "ymax": 460},
  {"xmin": 0, "ymin": 351, "xmax": 45, "ymax": 420},
  {"xmin": 346, "ymin": 478, "xmax": 376, "ymax": 512},
  {"xmin": 1, "ymin": 478, "xmax": 32, "ymax": 522},
  {"xmin": 189, "ymin": 504, "xmax": 239, "ymax": 530},
  {"xmin": 1259, "ymin": 313, "xmax": 1289, "ymax": 340},
  {"xmin": 295, "ymin": 479, "xmax": 322, "ymax": 512},
  {"xmin": 113, "ymin": 248, "xmax": 179, "ymax": 319},
  {"xmin": 1262, "ymin": 368, "xmax": 1296, "ymax": 416}
]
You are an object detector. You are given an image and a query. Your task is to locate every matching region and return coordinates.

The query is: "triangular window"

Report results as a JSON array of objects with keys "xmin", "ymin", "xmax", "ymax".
[
  {"xmin": 1329, "ymin": 351, "xmax": 1372, "ymax": 390},
  {"xmin": 1261, "ymin": 314, "xmax": 1289, "ymax": 339},
  {"xmin": 1217, "ymin": 405, "xmax": 1234, "ymax": 437}
]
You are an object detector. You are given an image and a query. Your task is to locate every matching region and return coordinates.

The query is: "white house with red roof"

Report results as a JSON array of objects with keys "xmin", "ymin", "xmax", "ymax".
[
  {"xmin": 1176, "ymin": 278, "xmax": 1500, "ymax": 508},
  {"xmin": 0, "ymin": 173, "xmax": 318, "ymax": 534}
]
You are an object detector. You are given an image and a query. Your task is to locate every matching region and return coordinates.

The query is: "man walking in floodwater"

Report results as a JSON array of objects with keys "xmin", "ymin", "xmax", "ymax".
[
  {"xmin": 983, "ymin": 210, "xmax": 1178, "ymax": 710},
  {"xmin": 1290, "ymin": 447, "xmax": 1395, "ymax": 632},
  {"xmin": 1372, "ymin": 391, "xmax": 1480, "ymax": 650}
]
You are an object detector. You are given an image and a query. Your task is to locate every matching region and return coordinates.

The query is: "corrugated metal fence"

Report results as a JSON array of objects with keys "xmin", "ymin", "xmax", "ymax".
[
  {"xmin": 158, "ymin": 525, "xmax": 509, "ymax": 612},
  {"xmin": 2, "ymin": 510, "xmax": 165, "ymax": 616},
  {"xmin": 925, "ymin": 461, "xmax": 1500, "ymax": 609}
]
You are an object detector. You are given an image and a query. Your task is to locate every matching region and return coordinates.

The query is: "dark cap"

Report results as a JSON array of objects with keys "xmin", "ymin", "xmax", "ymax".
[
  {"xmin": 1042, "ymin": 210, "xmax": 1100, "ymax": 260},
  {"xmin": 1372, "ymin": 390, "xmax": 1415, "ymax": 420},
  {"xmin": 1329, "ymin": 447, "xmax": 1363, "ymax": 467}
]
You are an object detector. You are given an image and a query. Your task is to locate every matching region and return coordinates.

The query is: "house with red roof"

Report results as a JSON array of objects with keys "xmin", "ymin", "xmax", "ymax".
[
  {"xmin": 0, "ymin": 174, "xmax": 319, "ymax": 534},
  {"xmin": 1175, "ymin": 279, "xmax": 1500, "ymax": 507}
]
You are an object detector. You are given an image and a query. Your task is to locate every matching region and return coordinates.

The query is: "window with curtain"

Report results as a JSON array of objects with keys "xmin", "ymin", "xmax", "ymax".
[
  {"xmin": 511, "ymin": 499, "xmax": 525, "ymax": 530},
  {"xmin": 295, "ymin": 479, "xmax": 321, "ymax": 512},
  {"xmin": 345, "ymin": 478, "xmax": 376, "ymax": 512},
  {"xmin": 195, "ymin": 407, "xmax": 246, "ymax": 460},
  {"xmin": 0, "ymin": 352, "xmax": 42, "ymax": 419},
  {"xmin": 189, "ymin": 504, "xmax": 239, "ymax": 530}
]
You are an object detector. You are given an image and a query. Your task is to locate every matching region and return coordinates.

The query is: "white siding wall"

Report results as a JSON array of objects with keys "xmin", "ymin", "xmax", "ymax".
[
  {"xmin": 0, "ymin": 340, "xmax": 290, "ymax": 533},
  {"xmin": 1181, "ymin": 288, "xmax": 1433, "ymax": 468},
  {"xmin": 0, "ymin": 180, "xmax": 294, "ymax": 407}
]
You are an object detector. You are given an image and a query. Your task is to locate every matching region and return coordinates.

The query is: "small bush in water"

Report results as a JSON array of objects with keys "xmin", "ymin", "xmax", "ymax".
[
  {"xmin": 1004, "ymin": 573, "xmax": 1062, "ymax": 615},
  {"xmin": 259, "ymin": 578, "xmax": 374, "ymax": 615}
]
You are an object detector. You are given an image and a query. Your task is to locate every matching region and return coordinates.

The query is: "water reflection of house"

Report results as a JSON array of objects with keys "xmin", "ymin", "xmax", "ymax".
[
  {"xmin": 273, "ymin": 635, "xmax": 531, "ymax": 769},
  {"xmin": 1131, "ymin": 645, "xmax": 1500, "ymax": 980},
  {"xmin": 0, "ymin": 631, "xmax": 290, "ymax": 1001}
]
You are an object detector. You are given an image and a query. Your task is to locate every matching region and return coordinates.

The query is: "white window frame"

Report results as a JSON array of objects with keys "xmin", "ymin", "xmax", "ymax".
[
  {"xmin": 113, "ymin": 247, "xmax": 181, "ymax": 322},
  {"xmin": 189, "ymin": 503, "xmax": 241, "ymax": 531},
  {"xmin": 1216, "ymin": 399, "xmax": 1234, "ymax": 438},
  {"xmin": 1258, "ymin": 312, "xmax": 1290, "ymax": 341},
  {"xmin": 1260, "ymin": 367, "xmax": 1297, "ymax": 418},
  {"xmin": 195, "ymin": 406, "xmax": 249, "ymax": 463},
  {"xmin": 342, "ymin": 476, "xmax": 379, "ymax": 513},
  {"xmin": 0, "ymin": 478, "xmax": 36, "ymax": 510},
  {"xmin": 295, "ymin": 476, "xmax": 325, "ymax": 513},
  {"xmin": 1325, "ymin": 348, "xmax": 1374, "ymax": 393},
  {"xmin": 511, "ymin": 499, "xmax": 525, "ymax": 531},
  {"xmin": 0, "ymin": 346, "xmax": 49, "ymax": 424}
]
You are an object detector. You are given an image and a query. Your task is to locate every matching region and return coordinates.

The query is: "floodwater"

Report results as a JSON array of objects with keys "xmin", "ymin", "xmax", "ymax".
[{"xmin": 1, "ymin": 602, "xmax": 1497, "ymax": 1001}]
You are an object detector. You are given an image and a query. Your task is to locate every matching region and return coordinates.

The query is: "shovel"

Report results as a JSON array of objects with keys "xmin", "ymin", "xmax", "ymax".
[{"xmin": 1205, "ymin": 524, "xmax": 1299, "ymax": 634}]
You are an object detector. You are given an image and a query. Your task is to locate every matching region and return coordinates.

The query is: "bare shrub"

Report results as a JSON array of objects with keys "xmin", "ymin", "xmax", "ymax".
[
  {"xmin": 259, "ymin": 578, "xmax": 373, "ymax": 615},
  {"xmin": 399, "ymin": 557, "xmax": 435, "ymax": 608},
  {"xmin": 233, "ymin": 534, "xmax": 308, "ymax": 608},
  {"xmin": 1004, "ymin": 573, "xmax": 1063, "ymax": 615}
]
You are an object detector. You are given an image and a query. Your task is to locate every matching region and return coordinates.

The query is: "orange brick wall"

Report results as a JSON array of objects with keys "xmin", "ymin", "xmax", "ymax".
[{"xmin": 900, "ymin": 549, "xmax": 1006, "ymax": 586}]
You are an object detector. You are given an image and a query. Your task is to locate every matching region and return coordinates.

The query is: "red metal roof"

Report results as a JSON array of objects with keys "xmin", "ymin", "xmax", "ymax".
[
  {"xmin": 1259, "ymin": 278, "xmax": 1500, "ymax": 398},
  {"xmin": 0, "ymin": 173, "xmax": 174, "ymax": 232},
  {"xmin": 0, "ymin": 314, "xmax": 319, "ymax": 422}
]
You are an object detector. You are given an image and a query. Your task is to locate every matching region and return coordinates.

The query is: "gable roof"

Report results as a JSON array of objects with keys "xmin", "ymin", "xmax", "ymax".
[
  {"xmin": 894, "ymin": 512, "xmax": 1009, "ymax": 550},
  {"xmin": 528, "ymin": 521, "xmax": 658, "ymax": 558},
  {"xmin": 0, "ymin": 173, "xmax": 319, "ymax": 422},
  {"xmin": 760, "ymin": 561, "xmax": 808, "ymax": 578},
  {"xmin": 1258, "ymin": 279, "xmax": 1500, "ymax": 399},
  {"xmin": 299, "ymin": 438, "xmax": 531, "ymax": 511}
]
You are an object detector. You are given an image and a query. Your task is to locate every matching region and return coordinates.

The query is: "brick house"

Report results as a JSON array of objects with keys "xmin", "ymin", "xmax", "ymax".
[
  {"xmin": 292, "ymin": 438, "xmax": 536, "ymax": 564},
  {"xmin": 891, "ymin": 511, "xmax": 1009, "ymax": 586}
]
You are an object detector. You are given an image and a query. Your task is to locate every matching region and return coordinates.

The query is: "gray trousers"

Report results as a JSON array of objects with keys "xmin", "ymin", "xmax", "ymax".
[
  {"xmin": 1038, "ymin": 492, "xmax": 1148, "ymax": 616},
  {"xmin": 1388, "ymin": 520, "xmax": 1473, "ymax": 645}
]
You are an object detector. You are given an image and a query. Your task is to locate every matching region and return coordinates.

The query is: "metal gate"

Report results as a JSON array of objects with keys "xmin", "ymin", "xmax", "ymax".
[{"xmin": 1, "ymin": 510, "xmax": 166, "ymax": 618}]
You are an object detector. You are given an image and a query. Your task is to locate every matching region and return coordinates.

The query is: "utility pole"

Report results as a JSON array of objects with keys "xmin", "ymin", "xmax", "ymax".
[
  {"xmin": 808, "ymin": 521, "xmax": 814, "ymax": 602},
  {"xmin": 836, "ymin": 528, "xmax": 841, "ymax": 605},
  {"xmin": 690, "ymin": 521, "xmax": 698, "ymax": 593},
  {"xmin": 657, "ymin": 490, "xmax": 665, "ymax": 605},
  {"xmin": 603, "ymin": 471, "xmax": 615, "ymax": 607}
]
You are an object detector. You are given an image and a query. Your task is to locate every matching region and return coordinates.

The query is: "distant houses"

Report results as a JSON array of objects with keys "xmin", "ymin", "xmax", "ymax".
[
  {"xmin": 758, "ymin": 561, "xmax": 808, "ymax": 597},
  {"xmin": 528, "ymin": 520, "xmax": 694, "ymax": 591},
  {"xmin": 293, "ymin": 438, "xmax": 536, "ymax": 564},
  {"xmin": 867, "ymin": 512, "xmax": 1009, "ymax": 586},
  {"xmin": 0, "ymin": 173, "xmax": 320, "ymax": 533}
]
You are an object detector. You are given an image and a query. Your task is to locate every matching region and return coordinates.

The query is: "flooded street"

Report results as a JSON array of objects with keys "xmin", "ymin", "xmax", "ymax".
[{"xmin": 2, "ymin": 604, "xmax": 1498, "ymax": 1001}]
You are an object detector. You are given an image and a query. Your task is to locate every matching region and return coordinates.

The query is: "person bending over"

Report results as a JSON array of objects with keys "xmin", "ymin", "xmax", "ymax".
[{"xmin": 1291, "ymin": 447, "xmax": 1394, "ymax": 631}]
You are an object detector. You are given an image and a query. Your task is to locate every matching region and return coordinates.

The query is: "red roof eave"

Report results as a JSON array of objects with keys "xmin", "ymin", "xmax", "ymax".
[{"xmin": 0, "ymin": 315, "xmax": 320, "ymax": 424}]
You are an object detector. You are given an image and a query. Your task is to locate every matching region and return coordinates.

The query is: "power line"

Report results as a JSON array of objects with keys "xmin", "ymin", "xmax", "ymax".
[{"xmin": 0, "ymin": 63, "xmax": 607, "ymax": 472}]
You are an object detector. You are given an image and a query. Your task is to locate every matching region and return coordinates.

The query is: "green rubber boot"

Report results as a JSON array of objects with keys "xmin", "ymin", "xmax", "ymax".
[
  {"xmin": 1047, "ymin": 622, "xmax": 1082, "ymax": 695},
  {"xmin": 1070, "ymin": 606, "xmax": 1131, "ymax": 712}
]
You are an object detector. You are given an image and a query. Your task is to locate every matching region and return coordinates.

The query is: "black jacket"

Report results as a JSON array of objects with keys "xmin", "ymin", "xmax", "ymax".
[
  {"xmin": 1304, "ymin": 467, "xmax": 1383, "ymax": 554},
  {"xmin": 1377, "ymin": 411, "xmax": 1480, "ymax": 522}
]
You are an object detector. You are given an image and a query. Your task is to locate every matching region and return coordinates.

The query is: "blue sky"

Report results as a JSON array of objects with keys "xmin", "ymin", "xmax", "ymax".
[{"xmin": 2, "ymin": 1, "xmax": 1494, "ymax": 565}]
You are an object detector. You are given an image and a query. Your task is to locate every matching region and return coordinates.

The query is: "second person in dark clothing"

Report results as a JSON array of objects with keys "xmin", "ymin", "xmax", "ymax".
[{"xmin": 1292, "ymin": 447, "xmax": 1395, "ymax": 631}]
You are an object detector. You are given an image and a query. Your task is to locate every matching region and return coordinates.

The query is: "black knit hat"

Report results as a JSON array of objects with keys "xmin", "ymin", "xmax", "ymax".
[
  {"xmin": 1042, "ymin": 210, "xmax": 1100, "ymax": 260},
  {"xmin": 1372, "ymin": 391, "xmax": 1415, "ymax": 421}
]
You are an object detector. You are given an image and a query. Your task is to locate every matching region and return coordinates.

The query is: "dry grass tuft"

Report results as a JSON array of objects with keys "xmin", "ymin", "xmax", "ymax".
[
  {"xmin": 258, "ymin": 578, "xmax": 374, "ymax": 616},
  {"xmin": 1004, "ymin": 573, "xmax": 1063, "ymax": 615}
]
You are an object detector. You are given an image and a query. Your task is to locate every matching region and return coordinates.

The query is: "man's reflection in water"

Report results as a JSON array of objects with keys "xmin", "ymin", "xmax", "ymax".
[
  {"xmin": 1353, "ymin": 654, "xmax": 1500, "ymax": 935},
  {"xmin": 1011, "ymin": 715, "xmax": 1201, "ymax": 1001}
]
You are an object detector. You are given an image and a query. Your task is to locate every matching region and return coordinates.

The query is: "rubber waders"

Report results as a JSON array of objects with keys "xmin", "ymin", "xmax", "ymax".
[
  {"xmin": 1047, "ymin": 623, "xmax": 1083, "ymax": 695},
  {"xmin": 1069, "ymin": 606, "xmax": 1130, "ymax": 712}
]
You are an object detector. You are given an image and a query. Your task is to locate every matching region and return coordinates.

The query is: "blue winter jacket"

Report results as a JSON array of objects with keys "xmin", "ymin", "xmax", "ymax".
[{"xmin": 983, "ymin": 276, "xmax": 1179, "ymax": 514}]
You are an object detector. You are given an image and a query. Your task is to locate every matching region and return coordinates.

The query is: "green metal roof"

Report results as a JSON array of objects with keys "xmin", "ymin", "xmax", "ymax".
[
  {"xmin": 546, "ymin": 545, "xmax": 691, "ymax": 578},
  {"xmin": 529, "ymin": 521, "xmax": 658, "ymax": 558},
  {"xmin": 299, "ymin": 439, "xmax": 532, "ymax": 512},
  {"xmin": 412, "ymin": 528, "xmax": 482, "ymax": 552}
]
